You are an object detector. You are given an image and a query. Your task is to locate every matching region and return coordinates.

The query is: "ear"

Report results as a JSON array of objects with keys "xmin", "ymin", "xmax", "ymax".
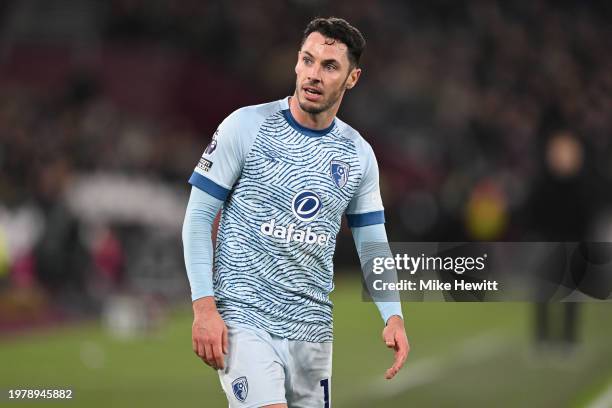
[{"xmin": 345, "ymin": 67, "xmax": 362, "ymax": 90}]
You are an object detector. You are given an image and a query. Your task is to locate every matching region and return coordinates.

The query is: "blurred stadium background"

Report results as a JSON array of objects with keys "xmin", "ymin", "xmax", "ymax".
[{"xmin": 0, "ymin": 1, "xmax": 611, "ymax": 407}]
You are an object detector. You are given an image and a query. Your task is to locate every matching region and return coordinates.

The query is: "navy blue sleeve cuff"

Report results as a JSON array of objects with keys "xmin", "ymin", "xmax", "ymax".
[
  {"xmin": 188, "ymin": 172, "xmax": 230, "ymax": 201},
  {"xmin": 346, "ymin": 210, "xmax": 385, "ymax": 228}
]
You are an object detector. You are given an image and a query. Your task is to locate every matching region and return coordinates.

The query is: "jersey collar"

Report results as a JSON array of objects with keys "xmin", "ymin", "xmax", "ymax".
[{"xmin": 281, "ymin": 96, "xmax": 336, "ymax": 138}]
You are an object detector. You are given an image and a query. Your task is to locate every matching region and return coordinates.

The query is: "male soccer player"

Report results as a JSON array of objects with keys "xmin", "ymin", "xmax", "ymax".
[{"xmin": 183, "ymin": 17, "xmax": 409, "ymax": 408}]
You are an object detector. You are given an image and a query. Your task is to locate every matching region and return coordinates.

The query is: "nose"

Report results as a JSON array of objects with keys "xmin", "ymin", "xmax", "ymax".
[{"xmin": 306, "ymin": 63, "xmax": 322, "ymax": 83}]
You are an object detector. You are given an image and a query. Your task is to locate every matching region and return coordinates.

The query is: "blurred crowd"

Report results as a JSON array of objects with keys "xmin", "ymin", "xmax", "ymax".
[{"xmin": 1, "ymin": 0, "xmax": 611, "ymax": 323}]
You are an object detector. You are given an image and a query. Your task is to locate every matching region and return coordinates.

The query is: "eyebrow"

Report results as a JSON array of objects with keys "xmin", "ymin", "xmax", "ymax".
[{"xmin": 302, "ymin": 50, "xmax": 342, "ymax": 67}]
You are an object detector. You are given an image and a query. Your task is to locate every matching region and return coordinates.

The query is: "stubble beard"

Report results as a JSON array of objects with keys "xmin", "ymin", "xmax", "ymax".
[{"xmin": 297, "ymin": 77, "xmax": 348, "ymax": 115}]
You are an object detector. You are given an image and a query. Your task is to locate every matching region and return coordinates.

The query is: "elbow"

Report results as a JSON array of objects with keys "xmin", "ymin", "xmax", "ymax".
[{"xmin": 181, "ymin": 211, "xmax": 191, "ymax": 247}]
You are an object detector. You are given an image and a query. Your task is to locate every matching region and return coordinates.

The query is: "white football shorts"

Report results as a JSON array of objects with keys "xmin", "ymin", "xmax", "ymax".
[{"xmin": 218, "ymin": 324, "xmax": 332, "ymax": 408}]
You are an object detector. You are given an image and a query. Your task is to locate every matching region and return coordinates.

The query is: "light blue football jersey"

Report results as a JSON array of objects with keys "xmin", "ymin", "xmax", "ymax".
[{"xmin": 189, "ymin": 97, "xmax": 385, "ymax": 342}]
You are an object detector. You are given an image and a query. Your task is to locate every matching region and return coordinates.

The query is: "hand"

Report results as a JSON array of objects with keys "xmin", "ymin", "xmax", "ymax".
[
  {"xmin": 382, "ymin": 315, "xmax": 409, "ymax": 379},
  {"xmin": 192, "ymin": 297, "xmax": 229, "ymax": 370}
]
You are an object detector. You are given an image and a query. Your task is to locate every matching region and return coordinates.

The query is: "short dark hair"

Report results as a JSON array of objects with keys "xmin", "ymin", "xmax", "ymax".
[{"xmin": 301, "ymin": 17, "xmax": 366, "ymax": 68}]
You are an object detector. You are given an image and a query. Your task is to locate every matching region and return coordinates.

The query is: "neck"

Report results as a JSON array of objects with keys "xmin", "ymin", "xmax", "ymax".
[{"xmin": 289, "ymin": 93, "xmax": 341, "ymax": 130}]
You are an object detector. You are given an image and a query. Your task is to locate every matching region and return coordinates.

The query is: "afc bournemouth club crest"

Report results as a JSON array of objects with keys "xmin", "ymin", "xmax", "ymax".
[
  {"xmin": 232, "ymin": 376, "xmax": 248, "ymax": 402},
  {"xmin": 330, "ymin": 160, "xmax": 349, "ymax": 189}
]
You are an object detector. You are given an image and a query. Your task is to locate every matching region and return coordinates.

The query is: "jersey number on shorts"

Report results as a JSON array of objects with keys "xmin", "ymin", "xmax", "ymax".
[{"xmin": 320, "ymin": 378, "xmax": 329, "ymax": 408}]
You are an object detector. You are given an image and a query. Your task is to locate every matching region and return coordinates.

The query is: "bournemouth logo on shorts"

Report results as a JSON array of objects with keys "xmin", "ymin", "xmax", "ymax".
[
  {"xmin": 330, "ymin": 160, "xmax": 349, "ymax": 189},
  {"xmin": 232, "ymin": 376, "xmax": 248, "ymax": 402}
]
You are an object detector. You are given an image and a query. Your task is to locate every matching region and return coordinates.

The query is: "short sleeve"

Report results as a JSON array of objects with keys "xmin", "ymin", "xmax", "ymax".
[
  {"xmin": 188, "ymin": 109, "xmax": 252, "ymax": 201},
  {"xmin": 345, "ymin": 143, "xmax": 385, "ymax": 228}
]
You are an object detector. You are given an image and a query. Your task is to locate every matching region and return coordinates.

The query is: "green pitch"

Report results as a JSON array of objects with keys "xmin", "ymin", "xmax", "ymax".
[{"xmin": 1, "ymin": 276, "xmax": 611, "ymax": 407}]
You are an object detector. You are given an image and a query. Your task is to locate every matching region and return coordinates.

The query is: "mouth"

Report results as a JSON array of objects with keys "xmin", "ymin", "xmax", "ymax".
[{"xmin": 302, "ymin": 86, "xmax": 323, "ymax": 101}]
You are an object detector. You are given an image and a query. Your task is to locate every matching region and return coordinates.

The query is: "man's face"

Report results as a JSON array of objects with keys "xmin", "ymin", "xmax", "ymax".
[{"xmin": 295, "ymin": 32, "xmax": 361, "ymax": 115}]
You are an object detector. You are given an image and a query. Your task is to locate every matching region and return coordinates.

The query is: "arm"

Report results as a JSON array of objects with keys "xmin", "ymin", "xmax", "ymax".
[
  {"xmin": 182, "ymin": 186, "xmax": 228, "ymax": 370},
  {"xmin": 183, "ymin": 107, "xmax": 259, "ymax": 370},
  {"xmin": 351, "ymin": 223, "xmax": 410, "ymax": 379},
  {"xmin": 351, "ymin": 223, "xmax": 403, "ymax": 323},
  {"xmin": 183, "ymin": 186, "xmax": 223, "ymax": 302},
  {"xmin": 346, "ymin": 140, "xmax": 409, "ymax": 379}
]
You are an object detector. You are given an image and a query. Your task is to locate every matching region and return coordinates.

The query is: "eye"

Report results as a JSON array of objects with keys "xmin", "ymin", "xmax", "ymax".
[
  {"xmin": 302, "ymin": 56, "xmax": 312, "ymax": 65},
  {"xmin": 325, "ymin": 63, "xmax": 337, "ymax": 71}
]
